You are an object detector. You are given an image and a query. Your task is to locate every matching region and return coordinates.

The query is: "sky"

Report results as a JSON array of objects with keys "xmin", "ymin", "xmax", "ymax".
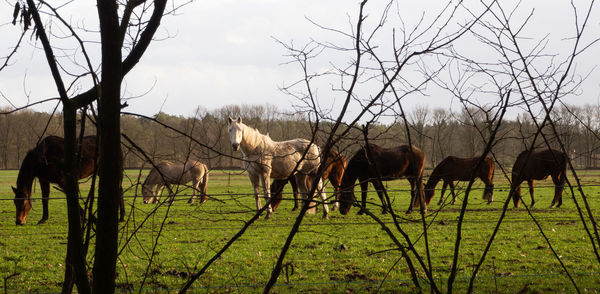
[{"xmin": 1, "ymin": 0, "xmax": 599, "ymax": 121}]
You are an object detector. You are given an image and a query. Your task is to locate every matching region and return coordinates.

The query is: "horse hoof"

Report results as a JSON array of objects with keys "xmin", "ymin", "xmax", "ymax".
[
  {"xmin": 357, "ymin": 210, "xmax": 364, "ymax": 215},
  {"xmin": 37, "ymin": 219, "xmax": 47, "ymax": 225},
  {"xmin": 188, "ymin": 200, "xmax": 195, "ymax": 205},
  {"xmin": 381, "ymin": 210, "xmax": 388, "ymax": 214},
  {"xmin": 322, "ymin": 214, "xmax": 329, "ymax": 220},
  {"xmin": 291, "ymin": 207, "xmax": 298, "ymax": 211}
]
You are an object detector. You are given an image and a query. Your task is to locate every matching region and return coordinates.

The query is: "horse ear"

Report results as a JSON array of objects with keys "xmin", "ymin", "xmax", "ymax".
[
  {"xmin": 11, "ymin": 186, "xmax": 17, "ymax": 193},
  {"xmin": 237, "ymin": 116, "xmax": 242, "ymax": 123},
  {"xmin": 228, "ymin": 116, "xmax": 234, "ymax": 123}
]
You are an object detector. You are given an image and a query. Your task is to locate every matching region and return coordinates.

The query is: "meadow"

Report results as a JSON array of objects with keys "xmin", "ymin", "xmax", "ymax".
[{"xmin": 0, "ymin": 169, "xmax": 599, "ymax": 293}]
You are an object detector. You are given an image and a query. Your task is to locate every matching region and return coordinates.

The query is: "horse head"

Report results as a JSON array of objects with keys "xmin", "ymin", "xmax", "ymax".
[
  {"xmin": 12, "ymin": 186, "xmax": 32, "ymax": 225},
  {"xmin": 338, "ymin": 185, "xmax": 355, "ymax": 215},
  {"xmin": 228, "ymin": 116, "xmax": 243, "ymax": 151},
  {"xmin": 424, "ymin": 187, "xmax": 435, "ymax": 205},
  {"xmin": 141, "ymin": 184, "xmax": 155, "ymax": 204}
]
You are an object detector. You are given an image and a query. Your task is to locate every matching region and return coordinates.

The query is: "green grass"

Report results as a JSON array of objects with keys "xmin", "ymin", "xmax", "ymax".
[{"xmin": 1, "ymin": 169, "xmax": 600, "ymax": 293}]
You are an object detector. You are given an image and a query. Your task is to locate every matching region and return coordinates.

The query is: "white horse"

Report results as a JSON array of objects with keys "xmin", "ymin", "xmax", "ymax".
[
  {"xmin": 142, "ymin": 160, "xmax": 209, "ymax": 204},
  {"xmin": 227, "ymin": 117, "xmax": 329, "ymax": 219}
]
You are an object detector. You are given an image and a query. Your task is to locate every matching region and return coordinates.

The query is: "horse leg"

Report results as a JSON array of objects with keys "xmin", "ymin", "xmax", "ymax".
[
  {"xmin": 528, "ymin": 180, "xmax": 535, "ymax": 208},
  {"xmin": 358, "ymin": 181, "xmax": 369, "ymax": 215},
  {"xmin": 316, "ymin": 177, "xmax": 330, "ymax": 219},
  {"xmin": 248, "ymin": 173, "xmax": 262, "ymax": 212},
  {"xmin": 260, "ymin": 173, "xmax": 273, "ymax": 219},
  {"xmin": 438, "ymin": 181, "xmax": 448, "ymax": 205},
  {"xmin": 188, "ymin": 180, "xmax": 199, "ymax": 205},
  {"xmin": 290, "ymin": 177, "xmax": 299, "ymax": 211},
  {"xmin": 154, "ymin": 184, "xmax": 164, "ymax": 203},
  {"xmin": 372, "ymin": 179, "xmax": 388, "ymax": 214},
  {"xmin": 296, "ymin": 174, "xmax": 316, "ymax": 214},
  {"xmin": 166, "ymin": 184, "xmax": 175, "ymax": 203},
  {"xmin": 407, "ymin": 179, "xmax": 416, "ymax": 214},
  {"xmin": 332, "ymin": 186, "xmax": 340, "ymax": 211},
  {"xmin": 551, "ymin": 173, "xmax": 565, "ymax": 208},
  {"xmin": 510, "ymin": 180, "xmax": 523, "ymax": 208},
  {"xmin": 38, "ymin": 179, "xmax": 50, "ymax": 224},
  {"xmin": 449, "ymin": 181, "xmax": 457, "ymax": 205}
]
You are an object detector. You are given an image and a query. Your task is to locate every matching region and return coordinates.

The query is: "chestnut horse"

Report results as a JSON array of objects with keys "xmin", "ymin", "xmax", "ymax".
[
  {"xmin": 510, "ymin": 149, "xmax": 567, "ymax": 208},
  {"xmin": 424, "ymin": 156, "xmax": 495, "ymax": 205},
  {"xmin": 270, "ymin": 149, "xmax": 347, "ymax": 211},
  {"xmin": 12, "ymin": 135, "xmax": 125, "ymax": 225},
  {"xmin": 338, "ymin": 144, "xmax": 426, "ymax": 215}
]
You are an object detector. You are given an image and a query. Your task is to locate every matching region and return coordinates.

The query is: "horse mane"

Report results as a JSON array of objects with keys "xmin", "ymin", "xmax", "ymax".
[
  {"xmin": 15, "ymin": 150, "xmax": 38, "ymax": 196},
  {"xmin": 239, "ymin": 122, "xmax": 275, "ymax": 154}
]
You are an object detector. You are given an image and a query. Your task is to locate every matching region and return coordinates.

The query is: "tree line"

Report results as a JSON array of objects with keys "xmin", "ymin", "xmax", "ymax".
[{"xmin": 2, "ymin": 102, "xmax": 598, "ymax": 171}]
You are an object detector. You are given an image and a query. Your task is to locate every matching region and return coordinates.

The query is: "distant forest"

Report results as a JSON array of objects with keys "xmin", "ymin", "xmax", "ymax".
[{"xmin": 1, "ymin": 103, "xmax": 599, "ymax": 170}]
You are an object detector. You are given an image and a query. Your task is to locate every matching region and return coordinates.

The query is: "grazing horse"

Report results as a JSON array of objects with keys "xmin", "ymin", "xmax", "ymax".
[
  {"xmin": 142, "ymin": 160, "xmax": 209, "ymax": 204},
  {"xmin": 510, "ymin": 149, "xmax": 567, "ymax": 208},
  {"xmin": 338, "ymin": 144, "xmax": 426, "ymax": 215},
  {"xmin": 12, "ymin": 135, "xmax": 125, "ymax": 225},
  {"xmin": 424, "ymin": 156, "xmax": 495, "ymax": 205},
  {"xmin": 227, "ymin": 117, "xmax": 329, "ymax": 219},
  {"xmin": 270, "ymin": 149, "xmax": 347, "ymax": 211}
]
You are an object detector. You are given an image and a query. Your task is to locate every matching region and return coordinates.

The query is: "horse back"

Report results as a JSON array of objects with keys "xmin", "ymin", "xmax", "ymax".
[
  {"xmin": 347, "ymin": 144, "xmax": 425, "ymax": 181},
  {"xmin": 434, "ymin": 156, "xmax": 494, "ymax": 181},
  {"xmin": 269, "ymin": 139, "xmax": 321, "ymax": 178},
  {"xmin": 29, "ymin": 135, "xmax": 97, "ymax": 184},
  {"xmin": 512, "ymin": 149, "xmax": 567, "ymax": 181}
]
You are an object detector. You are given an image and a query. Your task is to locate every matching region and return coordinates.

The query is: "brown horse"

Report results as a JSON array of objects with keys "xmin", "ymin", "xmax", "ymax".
[
  {"xmin": 338, "ymin": 144, "xmax": 426, "ymax": 215},
  {"xmin": 510, "ymin": 149, "xmax": 567, "ymax": 208},
  {"xmin": 270, "ymin": 149, "xmax": 347, "ymax": 211},
  {"xmin": 12, "ymin": 135, "xmax": 125, "ymax": 225},
  {"xmin": 424, "ymin": 156, "xmax": 495, "ymax": 205}
]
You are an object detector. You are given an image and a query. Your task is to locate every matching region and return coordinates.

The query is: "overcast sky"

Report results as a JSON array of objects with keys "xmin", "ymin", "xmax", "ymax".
[{"xmin": 1, "ymin": 0, "xmax": 599, "ymax": 120}]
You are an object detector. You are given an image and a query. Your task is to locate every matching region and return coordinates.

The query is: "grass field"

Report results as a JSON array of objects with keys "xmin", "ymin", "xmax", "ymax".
[{"xmin": 1, "ymin": 169, "xmax": 600, "ymax": 293}]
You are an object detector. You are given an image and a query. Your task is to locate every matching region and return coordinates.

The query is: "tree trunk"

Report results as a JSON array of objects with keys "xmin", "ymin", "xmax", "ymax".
[{"xmin": 92, "ymin": 1, "xmax": 122, "ymax": 293}]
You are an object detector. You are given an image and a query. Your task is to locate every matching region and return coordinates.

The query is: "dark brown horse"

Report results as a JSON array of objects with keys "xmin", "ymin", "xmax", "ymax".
[
  {"xmin": 270, "ymin": 149, "xmax": 347, "ymax": 211},
  {"xmin": 12, "ymin": 135, "xmax": 125, "ymax": 225},
  {"xmin": 424, "ymin": 156, "xmax": 495, "ymax": 205},
  {"xmin": 338, "ymin": 144, "xmax": 426, "ymax": 215},
  {"xmin": 510, "ymin": 149, "xmax": 567, "ymax": 208}
]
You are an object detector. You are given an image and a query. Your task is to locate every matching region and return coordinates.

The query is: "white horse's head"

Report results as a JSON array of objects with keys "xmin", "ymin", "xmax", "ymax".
[
  {"xmin": 141, "ymin": 183, "xmax": 155, "ymax": 204},
  {"xmin": 228, "ymin": 116, "xmax": 243, "ymax": 151}
]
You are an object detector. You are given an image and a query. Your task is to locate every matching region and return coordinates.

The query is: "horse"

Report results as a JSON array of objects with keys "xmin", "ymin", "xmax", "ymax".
[
  {"xmin": 227, "ymin": 116, "xmax": 329, "ymax": 219},
  {"xmin": 270, "ymin": 149, "xmax": 347, "ymax": 211},
  {"xmin": 424, "ymin": 156, "xmax": 495, "ymax": 206},
  {"xmin": 510, "ymin": 149, "xmax": 567, "ymax": 208},
  {"xmin": 338, "ymin": 144, "xmax": 426, "ymax": 215},
  {"xmin": 12, "ymin": 135, "xmax": 125, "ymax": 225},
  {"xmin": 141, "ymin": 160, "xmax": 209, "ymax": 204}
]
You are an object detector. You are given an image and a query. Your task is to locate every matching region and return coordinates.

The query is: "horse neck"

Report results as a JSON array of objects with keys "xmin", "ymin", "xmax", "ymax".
[
  {"xmin": 240, "ymin": 124, "xmax": 273, "ymax": 155},
  {"xmin": 424, "ymin": 171, "xmax": 441, "ymax": 190},
  {"xmin": 340, "ymin": 163, "xmax": 359, "ymax": 189},
  {"xmin": 16, "ymin": 152, "xmax": 36, "ymax": 197},
  {"xmin": 142, "ymin": 169, "xmax": 159, "ymax": 190}
]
